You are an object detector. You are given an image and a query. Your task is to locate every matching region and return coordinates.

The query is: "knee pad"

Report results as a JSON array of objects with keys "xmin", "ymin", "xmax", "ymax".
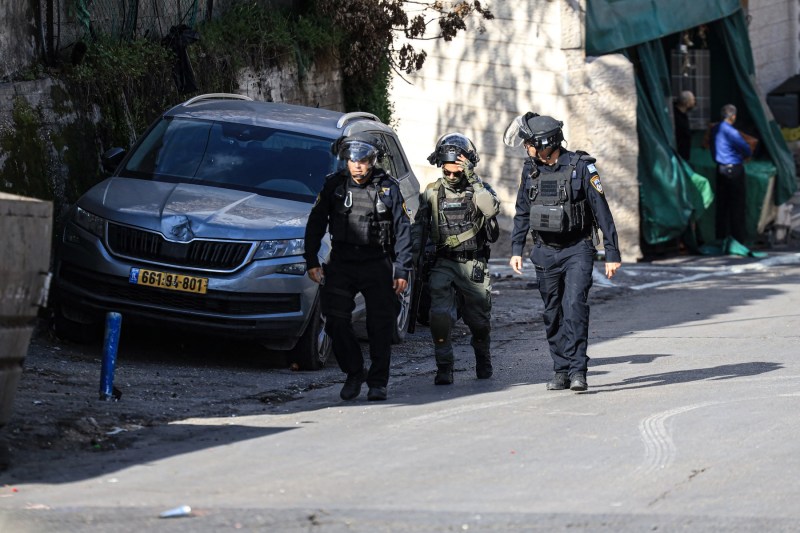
[{"xmin": 429, "ymin": 311, "xmax": 452, "ymax": 344}]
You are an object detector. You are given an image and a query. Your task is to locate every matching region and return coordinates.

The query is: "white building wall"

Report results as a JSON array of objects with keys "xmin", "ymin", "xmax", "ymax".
[
  {"xmin": 747, "ymin": 0, "xmax": 800, "ymax": 93},
  {"xmin": 390, "ymin": 0, "xmax": 641, "ymax": 261}
]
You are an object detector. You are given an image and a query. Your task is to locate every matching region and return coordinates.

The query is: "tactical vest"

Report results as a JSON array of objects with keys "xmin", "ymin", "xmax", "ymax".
[
  {"xmin": 330, "ymin": 174, "xmax": 392, "ymax": 248},
  {"xmin": 430, "ymin": 182, "xmax": 483, "ymax": 252},
  {"xmin": 528, "ymin": 152, "xmax": 594, "ymax": 234}
]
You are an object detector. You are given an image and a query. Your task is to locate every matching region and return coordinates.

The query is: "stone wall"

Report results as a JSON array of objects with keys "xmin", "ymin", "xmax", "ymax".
[
  {"xmin": 0, "ymin": 57, "xmax": 343, "ymax": 219},
  {"xmin": 237, "ymin": 56, "xmax": 345, "ymax": 111},
  {"xmin": 747, "ymin": 0, "xmax": 799, "ymax": 94},
  {"xmin": 0, "ymin": 3, "xmax": 38, "ymax": 81},
  {"xmin": 390, "ymin": 0, "xmax": 642, "ymax": 261}
]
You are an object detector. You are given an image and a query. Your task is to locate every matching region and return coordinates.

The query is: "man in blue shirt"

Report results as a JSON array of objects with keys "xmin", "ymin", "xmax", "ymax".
[{"xmin": 711, "ymin": 104, "xmax": 752, "ymax": 245}]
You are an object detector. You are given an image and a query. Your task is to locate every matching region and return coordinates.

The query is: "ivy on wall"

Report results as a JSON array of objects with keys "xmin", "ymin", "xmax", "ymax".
[
  {"xmin": 0, "ymin": 98, "xmax": 52, "ymax": 200},
  {"xmin": 2, "ymin": 0, "xmax": 492, "ymax": 201}
]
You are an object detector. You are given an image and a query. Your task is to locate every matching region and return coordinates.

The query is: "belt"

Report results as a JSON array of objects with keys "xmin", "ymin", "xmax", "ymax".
[
  {"xmin": 536, "ymin": 236, "xmax": 591, "ymax": 250},
  {"xmin": 437, "ymin": 250, "xmax": 485, "ymax": 263},
  {"xmin": 717, "ymin": 163, "xmax": 743, "ymax": 168}
]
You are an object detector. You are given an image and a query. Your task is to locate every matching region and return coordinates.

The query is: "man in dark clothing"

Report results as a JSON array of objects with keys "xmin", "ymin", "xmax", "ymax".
[
  {"xmin": 303, "ymin": 132, "xmax": 413, "ymax": 402},
  {"xmin": 504, "ymin": 112, "xmax": 621, "ymax": 392},
  {"xmin": 674, "ymin": 90, "xmax": 695, "ymax": 161},
  {"xmin": 710, "ymin": 104, "xmax": 752, "ymax": 246}
]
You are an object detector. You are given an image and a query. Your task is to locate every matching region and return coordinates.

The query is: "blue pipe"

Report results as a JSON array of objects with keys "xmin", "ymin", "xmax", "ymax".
[{"xmin": 99, "ymin": 312, "xmax": 122, "ymax": 401}]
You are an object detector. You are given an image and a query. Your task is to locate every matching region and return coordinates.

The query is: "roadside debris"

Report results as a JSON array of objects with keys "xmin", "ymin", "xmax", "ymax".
[{"xmin": 159, "ymin": 504, "xmax": 192, "ymax": 518}]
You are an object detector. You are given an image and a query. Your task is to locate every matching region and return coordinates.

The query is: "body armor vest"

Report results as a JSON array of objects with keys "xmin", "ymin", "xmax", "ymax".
[
  {"xmin": 435, "ymin": 184, "xmax": 480, "ymax": 252},
  {"xmin": 528, "ymin": 153, "xmax": 593, "ymax": 235},
  {"xmin": 330, "ymin": 174, "xmax": 392, "ymax": 248}
]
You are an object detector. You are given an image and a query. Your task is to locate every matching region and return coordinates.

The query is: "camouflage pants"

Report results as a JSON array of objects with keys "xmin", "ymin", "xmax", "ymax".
[{"xmin": 428, "ymin": 257, "xmax": 492, "ymax": 365}]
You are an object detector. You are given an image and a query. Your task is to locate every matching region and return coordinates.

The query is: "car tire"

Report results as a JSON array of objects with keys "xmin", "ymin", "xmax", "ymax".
[
  {"xmin": 392, "ymin": 270, "xmax": 414, "ymax": 344},
  {"xmin": 289, "ymin": 298, "xmax": 332, "ymax": 371},
  {"xmin": 52, "ymin": 304, "xmax": 100, "ymax": 344}
]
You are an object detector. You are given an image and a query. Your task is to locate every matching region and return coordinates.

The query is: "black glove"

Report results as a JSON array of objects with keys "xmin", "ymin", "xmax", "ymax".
[{"xmin": 459, "ymin": 159, "xmax": 481, "ymax": 185}]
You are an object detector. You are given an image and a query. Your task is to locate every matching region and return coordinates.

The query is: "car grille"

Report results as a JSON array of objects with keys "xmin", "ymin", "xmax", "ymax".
[
  {"xmin": 59, "ymin": 265, "xmax": 301, "ymax": 315},
  {"xmin": 106, "ymin": 223, "xmax": 253, "ymax": 272}
]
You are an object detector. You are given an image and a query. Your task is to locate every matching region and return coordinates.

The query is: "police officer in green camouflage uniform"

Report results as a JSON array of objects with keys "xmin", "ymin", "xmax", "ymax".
[{"xmin": 413, "ymin": 133, "xmax": 501, "ymax": 385}]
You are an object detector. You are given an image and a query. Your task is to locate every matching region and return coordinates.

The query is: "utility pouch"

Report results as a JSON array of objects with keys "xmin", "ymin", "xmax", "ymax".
[
  {"xmin": 377, "ymin": 220, "xmax": 394, "ymax": 250},
  {"xmin": 529, "ymin": 204, "xmax": 567, "ymax": 233},
  {"xmin": 471, "ymin": 261, "xmax": 485, "ymax": 283}
]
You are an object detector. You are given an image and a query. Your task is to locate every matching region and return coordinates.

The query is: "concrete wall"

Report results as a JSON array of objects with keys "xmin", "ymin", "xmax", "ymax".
[
  {"xmin": 0, "ymin": 57, "xmax": 343, "ymax": 215},
  {"xmin": 390, "ymin": 0, "xmax": 641, "ymax": 261},
  {"xmin": 0, "ymin": 3, "xmax": 38, "ymax": 81},
  {"xmin": 747, "ymin": 0, "xmax": 800, "ymax": 94},
  {"xmin": 237, "ymin": 56, "xmax": 345, "ymax": 111}
]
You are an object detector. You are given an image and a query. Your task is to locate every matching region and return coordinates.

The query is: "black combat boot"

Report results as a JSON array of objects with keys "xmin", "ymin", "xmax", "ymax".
[
  {"xmin": 546, "ymin": 372, "xmax": 570, "ymax": 390},
  {"xmin": 475, "ymin": 355, "xmax": 493, "ymax": 379},
  {"xmin": 367, "ymin": 386, "xmax": 387, "ymax": 401},
  {"xmin": 569, "ymin": 372, "xmax": 588, "ymax": 391},
  {"xmin": 434, "ymin": 364, "xmax": 454, "ymax": 385},
  {"xmin": 340, "ymin": 368, "xmax": 366, "ymax": 400},
  {"xmin": 471, "ymin": 327, "xmax": 492, "ymax": 379}
]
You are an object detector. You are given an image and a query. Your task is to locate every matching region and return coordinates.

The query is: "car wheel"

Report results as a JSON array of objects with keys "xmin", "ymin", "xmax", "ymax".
[
  {"xmin": 52, "ymin": 303, "xmax": 100, "ymax": 344},
  {"xmin": 392, "ymin": 271, "xmax": 414, "ymax": 344},
  {"xmin": 289, "ymin": 299, "xmax": 332, "ymax": 371}
]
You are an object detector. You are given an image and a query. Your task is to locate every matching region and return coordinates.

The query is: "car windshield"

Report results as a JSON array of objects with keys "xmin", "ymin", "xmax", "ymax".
[{"xmin": 121, "ymin": 117, "xmax": 339, "ymax": 202}]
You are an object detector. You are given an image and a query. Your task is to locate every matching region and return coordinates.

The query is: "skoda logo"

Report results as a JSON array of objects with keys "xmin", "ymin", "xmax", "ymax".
[{"xmin": 170, "ymin": 218, "xmax": 194, "ymax": 241}]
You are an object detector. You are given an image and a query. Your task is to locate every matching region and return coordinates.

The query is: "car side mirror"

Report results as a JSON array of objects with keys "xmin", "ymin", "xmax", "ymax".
[{"xmin": 102, "ymin": 147, "xmax": 126, "ymax": 174}]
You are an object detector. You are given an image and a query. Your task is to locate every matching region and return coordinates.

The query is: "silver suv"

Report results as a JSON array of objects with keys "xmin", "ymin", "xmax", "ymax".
[{"xmin": 53, "ymin": 93, "xmax": 420, "ymax": 370}]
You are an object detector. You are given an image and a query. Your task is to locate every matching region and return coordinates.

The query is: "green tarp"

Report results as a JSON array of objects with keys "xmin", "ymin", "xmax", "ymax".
[
  {"xmin": 628, "ymin": 41, "xmax": 712, "ymax": 245},
  {"xmin": 609, "ymin": 8, "xmax": 797, "ymax": 246},
  {"xmin": 690, "ymin": 142, "xmax": 777, "ymax": 244},
  {"xmin": 586, "ymin": 0, "xmax": 741, "ymax": 56},
  {"xmin": 713, "ymin": 12, "xmax": 796, "ymax": 206}
]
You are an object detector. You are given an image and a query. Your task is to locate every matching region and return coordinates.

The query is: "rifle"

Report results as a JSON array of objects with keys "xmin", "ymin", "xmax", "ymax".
[{"xmin": 407, "ymin": 218, "xmax": 430, "ymax": 334}]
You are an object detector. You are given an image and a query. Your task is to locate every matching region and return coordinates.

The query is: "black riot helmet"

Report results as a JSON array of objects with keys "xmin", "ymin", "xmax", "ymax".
[
  {"xmin": 427, "ymin": 132, "xmax": 480, "ymax": 167},
  {"xmin": 331, "ymin": 131, "xmax": 386, "ymax": 166},
  {"xmin": 503, "ymin": 112, "xmax": 564, "ymax": 150}
]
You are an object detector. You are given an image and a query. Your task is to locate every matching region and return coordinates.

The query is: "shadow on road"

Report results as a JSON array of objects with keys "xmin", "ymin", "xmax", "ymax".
[
  {"xmin": 589, "ymin": 361, "xmax": 783, "ymax": 392},
  {"xmin": 5, "ymin": 254, "xmax": 799, "ymax": 484}
]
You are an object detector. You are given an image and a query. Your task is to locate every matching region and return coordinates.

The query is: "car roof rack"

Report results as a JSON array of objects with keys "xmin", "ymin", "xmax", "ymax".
[
  {"xmin": 182, "ymin": 93, "xmax": 254, "ymax": 106},
  {"xmin": 337, "ymin": 111, "xmax": 381, "ymax": 129}
]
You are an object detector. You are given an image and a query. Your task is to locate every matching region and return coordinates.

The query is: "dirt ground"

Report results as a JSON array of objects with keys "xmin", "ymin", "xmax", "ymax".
[
  {"xmin": 1, "ymin": 250, "xmax": 562, "ymax": 477},
  {"xmin": 1, "ymin": 218, "xmax": 781, "ymax": 476}
]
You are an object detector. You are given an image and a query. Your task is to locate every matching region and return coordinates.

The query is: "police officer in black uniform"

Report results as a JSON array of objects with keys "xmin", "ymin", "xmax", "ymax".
[
  {"xmin": 304, "ymin": 132, "xmax": 413, "ymax": 402},
  {"xmin": 504, "ymin": 113, "xmax": 621, "ymax": 392}
]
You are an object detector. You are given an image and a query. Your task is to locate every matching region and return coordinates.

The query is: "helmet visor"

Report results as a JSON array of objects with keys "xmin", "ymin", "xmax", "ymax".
[
  {"xmin": 338, "ymin": 140, "xmax": 378, "ymax": 163},
  {"xmin": 503, "ymin": 115, "xmax": 533, "ymax": 147}
]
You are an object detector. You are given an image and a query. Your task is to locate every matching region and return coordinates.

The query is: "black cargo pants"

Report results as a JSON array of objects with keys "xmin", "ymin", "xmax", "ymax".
[
  {"xmin": 320, "ymin": 254, "xmax": 396, "ymax": 388},
  {"xmin": 531, "ymin": 239, "xmax": 595, "ymax": 376}
]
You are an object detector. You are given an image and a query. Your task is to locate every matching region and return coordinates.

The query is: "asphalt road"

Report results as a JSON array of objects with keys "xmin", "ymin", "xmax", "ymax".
[{"xmin": 3, "ymin": 250, "xmax": 800, "ymax": 531}]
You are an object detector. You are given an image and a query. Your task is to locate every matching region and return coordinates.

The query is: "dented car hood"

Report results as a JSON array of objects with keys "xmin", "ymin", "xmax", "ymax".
[{"xmin": 78, "ymin": 177, "xmax": 313, "ymax": 241}]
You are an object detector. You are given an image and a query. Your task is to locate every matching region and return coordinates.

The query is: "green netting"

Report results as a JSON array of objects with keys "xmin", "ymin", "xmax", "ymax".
[
  {"xmin": 586, "ymin": 0, "xmax": 741, "ymax": 56},
  {"xmin": 68, "ymin": 0, "xmax": 205, "ymax": 42}
]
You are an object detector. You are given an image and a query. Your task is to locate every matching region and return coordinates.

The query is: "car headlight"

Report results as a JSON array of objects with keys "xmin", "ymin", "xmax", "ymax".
[
  {"xmin": 253, "ymin": 238, "xmax": 305, "ymax": 260},
  {"xmin": 74, "ymin": 206, "xmax": 106, "ymax": 238}
]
